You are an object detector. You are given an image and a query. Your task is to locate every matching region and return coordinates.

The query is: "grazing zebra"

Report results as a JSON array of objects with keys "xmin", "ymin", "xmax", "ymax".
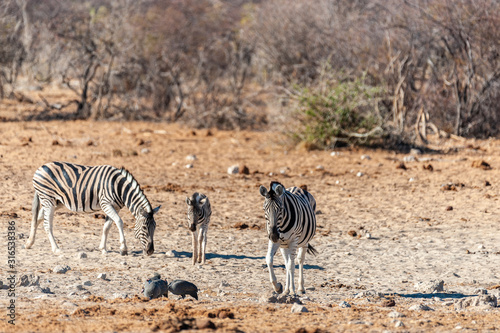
[
  {"xmin": 186, "ymin": 192, "xmax": 211, "ymax": 265},
  {"xmin": 25, "ymin": 162, "xmax": 160, "ymax": 255},
  {"xmin": 259, "ymin": 181, "xmax": 317, "ymax": 295}
]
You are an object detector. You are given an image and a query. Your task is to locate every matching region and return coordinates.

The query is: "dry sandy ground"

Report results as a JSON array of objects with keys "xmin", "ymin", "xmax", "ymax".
[{"xmin": 0, "ymin": 120, "xmax": 500, "ymax": 332}]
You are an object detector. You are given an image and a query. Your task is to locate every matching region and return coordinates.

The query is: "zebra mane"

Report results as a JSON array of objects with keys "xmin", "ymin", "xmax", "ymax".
[{"xmin": 120, "ymin": 167, "xmax": 152, "ymax": 214}]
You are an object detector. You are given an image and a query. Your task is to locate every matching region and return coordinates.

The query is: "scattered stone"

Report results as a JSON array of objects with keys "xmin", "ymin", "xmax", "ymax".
[
  {"xmin": 97, "ymin": 273, "xmax": 107, "ymax": 280},
  {"xmin": 185, "ymin": 164, "xmax": 193, "ymax": 169},
  {"xmin": 388, "ymin": 311, "xmax": 405, "ymax": 318},
  {"xmin": 227, "ymin": 165, "xmax": 239, "ymax": 174},
  {"xmin": 77, "ymin": 252, "xmax": 87, "ymax": 259},
  {"xmin": 339, "ymin": 301, "xmax": 351, "ymax": 308},
  {"xmin": 186, "ymin": 154, "xmax": 197, "ymax": 161},
  {"xmin": 474, "ymin": 288, "xmax": 487, "ymax": 295},
  {"xmin": 446, "ymin": 206, "xmax": 453, "ymax": 211},
  {"xmin": 403, "ymin": 155, "xmax": 416, "ymax": 162},
  {"xmin": 347, "ymin": 230, "xmax": 357, "ymax": 237},
  {"xmin": 277, "ymin": 294, "xmax": 301, "ymax": 304},
  {"xmin": 409, "ymin": 177, "xmax": 416, "ymax": 182},
  {"xmin": 112, "ymin": 293, "xmax": 129, "ymax": 299},
  {"xmin": 356, "ymin": 172, "xmax": 364, "ymax": 177},
  {"xmin": 478, "ymin": 244, "xmax": 485, "ymax": 250},
  {"xmin": 83, "ymin": 281, "xmax": 92, "ymax": 286},
  {"xmin": 53, "ymin": 265, "xmax": 71, "ymax": 274},
  {"xmin": 414, "ymin": 280, "xmax": 444, "ymax": 293},
  {"xmin": 361, "ymin": 155, "xmax": 371, "ymax": 160},
  {"xmin": 196, "ymin": 319, "xmax": 215, "ymax": 329},
  {"xmin": 484, "ymin": 180, "xmax": 491, "ymax": 186},
  {"xmin": 239, "ymin": 165, "xmax": 250, "ymax": 175},
  {"xmin": 354, "ymin": 290, "xmax": 384, "ymax": 299},
  {"xmin": 291, "ymin": 303, "xmax": 308, "ymax": 313},
  {"xmin": 394, "ymin": 320, "xmax": 405, "ymax": 328},
  {"xmin": 140, "ymin": 148, "xmax": 150, "ymax": 154},
  {"xmin": 330, "ymin": 151, "xmax": 340, "ymax": 156},
  {"xmin": 423, "ymin": 164, "xmax": 434, "ymax": 171},
  {"xmin": 396, "ymin": 162, "xmax": 407, "ymax": 170},
  {"xmin": 409, "ymin": 304, "xmax": 433, "ymax": 311},
  {"xmin": 41, "ymin": 287, "xmax": 53, "ymax": 294},
  {"xmin": 381, "ymin": 299, "xmax": 396, "ymax": 307},
  {"xmin": 164, "ymin": 250, "xmax": 178, "ymax": 258},
  {"xmin": 454, "ymin": 295, "xmax": 497, "ymax": 310},
  {"xmin": 75, "ymin": 285, "xmax": 85, "ymax": 291},
  {"xmin": 316, "ymin": 165, "xmax": 325, "ymax": 170},
  {"xmin": 472, "ymin": 160, "xmax": 491, "ymax": 170},
  {"xmin": 17, "ymin": 274, "xmax": 40, "ymax": 287}
]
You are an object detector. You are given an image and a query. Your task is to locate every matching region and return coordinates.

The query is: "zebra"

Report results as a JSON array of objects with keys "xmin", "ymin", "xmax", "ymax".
[
  {"xmin": 259, "ymin": 181, "xmax": 317, "ymax": 295},
  {"xmin": 186, "ymin": 192, "xmax": 211, "ymax": 265},
  {"xmin": 25, "ymin": 162, "xmax": 160, "ymax": 256}
]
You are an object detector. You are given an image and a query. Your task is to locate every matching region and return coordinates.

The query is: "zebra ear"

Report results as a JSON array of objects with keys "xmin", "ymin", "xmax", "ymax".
[
  {"xmin": 199, "ymin": 197, "xmax": 207, "ymax": 206},
  {"xmin": 259, "ymin": 185, "xmax": 268, "ymax": 197},
  {"xmin": 153, "ymin": 205, "xmax": 161, "ymax": 214},
  {"xmin": 275, "ymin": 184, "xmax": 284, "ymax": 196}
]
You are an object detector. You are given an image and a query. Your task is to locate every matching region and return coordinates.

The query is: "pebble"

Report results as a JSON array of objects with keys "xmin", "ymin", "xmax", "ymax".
[
  {"xmin": 186, "ymin": 154, "xmax": 197, "ymax": 161},
  {"xmin": 316, "ymin": 165, "xmax": 324, "ymax": 170},
  {"xmin": 388, "ymin": 311, "xmax": 405, "ymax": 318},
  {"xmin": 17, "ymin": 274, "xmax": 40, "ymax": 287},
  {"xmin": 403, "ymin": 155, "xmax": 416, "ymax": 162},
  {"xmin": 140, "ymin": 148, "xmax": 150, "ymax": 154},
  {"xmin": 164, "ymin": 250, "xmax": 178, "ymax": 258},
  {"xmin": 185, "ymin": 164, "xmax": 193, "ymax": 169},
  {"xmin": 409, "ymin": 304, "xmax": 432, "ymax": 311},
  {"xmin": 361, "ymin": 155, "xmax": 371, "ymax": 160},
  {"xmin": 414, "ymin": 280, "xmax": 444, "ymax": 293},
  {"xmin": 330, "ymin": 151, "xmax": 340, "ymax": 156},
  {"xmin": 394, "ymin": 320, "xmax": 405, "ymax": 328},
  {"xmin": 77, "ymin": 252, "xmax": 87, "ymax": 259},
  {"xmin": 356, "ymin": 172, "xmax": 364, "ymax": 177},
  {"xmin": 97, "ymin": 273, "xmax": 107, "ymax": 280},
  {"xmin": 227, "ymin": 165, "xmax": 239, "ymax": 174},
  {"xmin": 410, "ymin": 148, "xmax": 422, "ymax": 155},
  {"xmin": 53, "ymin": 265, "xmax": 71, "ymax": 274},
  {"xmin": 291, "ymin": 303, "xmax": 308, "ymax": 313},
  {"xmin": 83, "ymin": 281, "xmax": 92, "ymax": 286},
  {"xmin": 339, "ymin": 301, "xmax": 351, "ymax": 308}
]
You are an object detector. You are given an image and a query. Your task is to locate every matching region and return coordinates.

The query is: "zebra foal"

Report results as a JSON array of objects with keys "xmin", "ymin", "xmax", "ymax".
[
  {"xmin": 25, "ymin": 162, "xmax": 160, "ymax": 255},
  {"xmin": 186, "ymin": 193, "xmax": 211, "ymax": 265},
  {"xmin": 259, "ymin": 181, "xmax": 317, "ymax": 295}
]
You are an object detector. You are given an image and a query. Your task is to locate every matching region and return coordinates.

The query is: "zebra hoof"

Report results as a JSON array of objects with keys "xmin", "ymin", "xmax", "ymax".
[
  {"xmin": 276, "ymin": 283, "xmax": 283, "ymax": 294},
  {"xmin": 120, "ymin": 249, "xmax": 128, "ymax": 256}
]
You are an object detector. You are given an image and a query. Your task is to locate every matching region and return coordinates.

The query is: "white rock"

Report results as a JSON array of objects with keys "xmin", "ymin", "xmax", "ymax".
[
  {"xmin": 291, "ymin": 303, "xmax": 308, "ymax": 313},
  {"xmin": 316, "ymin": 165, "xmax": 325, "ymax": 170},
  {"xmin": 409, "ymin": 304, "xmax": 433, "ymax": 311},
  {"xmin": 356, "ymin": 172, "xmax": 364, "ymax": 177},
  {"xmin": 97, "ymin": 273, "xmax": 107, "ymax": 280},
  {"xmin": 388, "ymin": 311, "xmax": 405, "ymax": 318},
  {"xmin": 185, "ymin": 164, "xmax": 193, "ymax": 169},
  {"xmin": 410, "ymin": 148, "xmax": 422, "ymax": 155},
  {"xmin": 164, "ymin": 250, "xmax": 177, "ymax": 258},
  {"xmin": 403, "ymin": 155, "xmax": 417, "ymax": 162},
  {"xmin": 394, "ymin": 320, "xmax": 405, "ymax": 327},
  {"xmin": 53, "ymin": 265, "xmax": 71, "ymax": 274},
  {"xmin": 414, "ymin": 280, "xmax": 444, "ymax": 293},
  {"xmin": 409, "ymin": 177, "xmax": 416, "ymax": 182},
  {"xmin": 330, "ymin": 151, "xmax": 340, "ymax": 156},
  {"xmin": 478, "ymin": 244, "xmax": 485, "ymax": 250},
  {"xmin": 361, "ymin": 155, "xmax": 371, "ymax": 160},
  {"xmin": 186, "ymin": 154, "xmax": 197, "ymax": 161},
  {"xmin": 227, "ymin": 165, "xmax": 239, "ymax": 174},
  {"xmin": 141, "ymin": 148, "xmax": 150, "ymax": 154},
  {"xmin": 339, "ymin": 301, "xmax": 351, "ymax": 308},
  {"xmin": 454, "ymin": 295, "xmax": 497, "ymax": 310}
]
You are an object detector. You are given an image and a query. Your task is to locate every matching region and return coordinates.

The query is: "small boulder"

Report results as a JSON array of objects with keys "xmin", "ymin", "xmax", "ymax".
[
  {"xmin": 53, "ymin": 265, "xmax": 71, "ymax": 274},
  {"xmin": 291, "ymin": 303, "xmax": 308, "ymax": 313}
]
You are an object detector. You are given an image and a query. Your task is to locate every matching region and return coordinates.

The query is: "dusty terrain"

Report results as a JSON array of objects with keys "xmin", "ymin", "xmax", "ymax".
[{"xmin": 1, "ymin": 120, "xmax": 500, "ymax": 332}]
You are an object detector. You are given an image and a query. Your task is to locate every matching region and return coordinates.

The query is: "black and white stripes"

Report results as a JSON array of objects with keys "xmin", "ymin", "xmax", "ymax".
[
  {"xmin": 186, "ymin": 192, "xmax": 211, "ymax": 265},
  {"xmin": 259, "ymin": 181, "xmax": 317, "ymax": 295},
  {"xmin": 26, "ymin": 162, "xmax": 160, "ymax": 255}
]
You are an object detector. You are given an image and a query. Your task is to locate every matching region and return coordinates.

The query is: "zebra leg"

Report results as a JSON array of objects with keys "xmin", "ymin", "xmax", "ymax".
[
  {"xmin": 26, "ymin": 193, "xmax": 43, "ymax": 249},
  {"xmin": 42, "ymin": 202, "xmax": 60, "ymax": 254},
  {"xmin": 191, "ymin": 229, "xmax": 198, "ymax": 265},
  {"xmin": 101, "ymin": 204, "xmax": 128, "ymax": 255},
  {"xmin": 280, "ymin": 245, "xmax": 297, "ymax": 295},
  {"xmin": 266, "ymin": 241, "xmax": 282, "ymax": 293},
  {"xmin": 199, "ymin": 225, "xmax": 208, "ymax": 264},
  {"xmin": 297, "ymin": 247, "xmax": 307, "ymax": 294},
  {"xmin": 98, "ymin": 217, "xmax": 114, "ymax": 254}
]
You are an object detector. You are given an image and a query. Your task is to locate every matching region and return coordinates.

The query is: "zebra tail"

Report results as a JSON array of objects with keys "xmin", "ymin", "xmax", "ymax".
[{"xmin": 307, "ymin": 244, "xmax": 318, "ymax": 256}]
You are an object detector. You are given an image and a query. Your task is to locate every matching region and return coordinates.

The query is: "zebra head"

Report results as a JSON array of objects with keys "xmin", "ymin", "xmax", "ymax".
[
  {"xmin": 259, "ymin": 182, "xmax": 285, "ymax": 243},
  {"xmin": 186, "ymin": 193, "xmax": 207, "ymax": 232},
  {"xmin": 135, "ymin": 205, "xmax": 160, "ymax": 255}
]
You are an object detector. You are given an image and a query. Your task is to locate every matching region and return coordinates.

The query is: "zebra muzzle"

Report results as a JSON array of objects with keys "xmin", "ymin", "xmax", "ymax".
[{"xmin": 269, "ymin": 226, "xmax": 280, "ymax": 243}]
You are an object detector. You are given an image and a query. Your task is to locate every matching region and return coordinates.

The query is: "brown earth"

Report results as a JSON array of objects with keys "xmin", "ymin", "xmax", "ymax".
[{"xmin": 0, "ymin": 120, "xmax": 500, "ymax": 332}]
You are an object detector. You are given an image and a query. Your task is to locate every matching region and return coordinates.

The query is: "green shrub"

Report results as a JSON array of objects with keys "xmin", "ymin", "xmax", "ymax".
[{"xmin": 290, "ymin": 74, "xmax": 386, "ymax": 148}]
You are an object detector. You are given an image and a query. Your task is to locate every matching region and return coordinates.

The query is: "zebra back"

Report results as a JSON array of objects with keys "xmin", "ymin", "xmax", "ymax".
[{"xmin": 33, "ymin": 162, "xmax": 154, "ymax": 217}]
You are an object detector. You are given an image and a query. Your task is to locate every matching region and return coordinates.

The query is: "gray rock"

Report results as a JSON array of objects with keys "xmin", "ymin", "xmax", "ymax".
[
  {"xmin": 97, "ymin": 273, "xmax": 107, "ymax": 280},
  {"xmin": 77, "ymin": 252, "xmax": 87, "ymax": 259},
  {"xmin": 394, "ymin": 320, "xmax": 405, "ymax": 328},
  {"xmin": 474, "ymin": 288, "xmax": 488, "ymax": 295},
  {"xmin": 144, "ymin": 279, "xmax": 168, "ymax": 300},
  {"xmin": 409, "ymin": 304, "xmax": 433, "ymax": 311},
  {"xmin": 354, "ymin": 290, "xmax": 384, "ymax": 299},
  {"xmin": 291, "ymin": 303, "xmax": 309, "ymax": 313},
  {"xmin": 414, "ymin": 280, "xmax": 444, "ymax": 293},
  {"xmin": 41, "ymin": 287, "xmax": 53, "ymax": 294},
  {"xmin": 168, "ymin": 280, "xmax": 198, "ymax": 300},
  {"xmin": 291, "ymin": 303, "xmax": 308, "ymax": 313},
  {"xmin": 75, "ymin": 285, "xmax": 85, "ymax": 291},
  {"xmin": 17, "ymin": 274, "xmax": 40, "ymax": 287},
  {"xmin": 53, "ymin": 265, "xmax": 71, "ymax": 274},
  {"xmin": 186, "ymin": 154, "xmax": 197, "ymax": 161},
  {"xmin": 339, "ymin": 301, "xmax": 351, "ymax": 308},
  {"xmin": 454, "ymin": 295, "xmax": 497, "ymax": 310},
  {"xmin": 164, "ymin": 250, "xmax": 178, "ymax": 258},
  {"xmin": 388, "ymin": 311, "xmax": 405, "ymax": 318},
  {"xmin": 227, "ymin": 165, "xmax": 239, "ymax": 174},
  {"xmin": 83, "ymin": 281, "xmax": 92, "ymax": 286}
]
